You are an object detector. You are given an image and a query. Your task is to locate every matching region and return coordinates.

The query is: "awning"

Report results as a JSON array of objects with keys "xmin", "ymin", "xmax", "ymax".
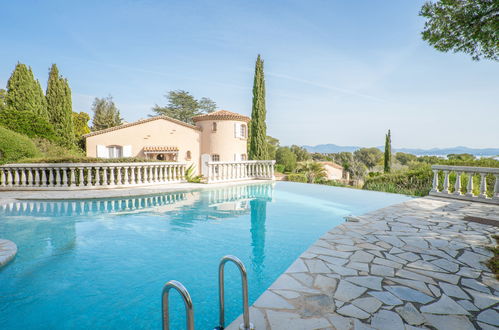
[{"xmin": 143, "ymin": 146, "xmax": 179, "ymax": 154}]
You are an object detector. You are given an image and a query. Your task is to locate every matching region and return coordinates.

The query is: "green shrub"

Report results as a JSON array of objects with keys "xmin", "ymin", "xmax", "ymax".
[
  {"xmin": 287, "ymin": 173, "xmax": 307, "ymax": 183},
  {"xmin": 315, "ymin": 178, "xmax": 348, "ymax": 187},
  {"xmin": 0, "ymin": 107, "xmax": 58, "ymax": 142},
  {"xmin": 32, "ymin": 138, "xmax": 84, "ymax": 159},
  {"xmin": 0, "ymin": 126, "xmax": 41, "ymax": 164},
  {"xmin": 275, "ymin": 164, "xmax": 285, "ymax": 173},
  {"xmin": 16, "ymin": 156, "xmax": 165, "ymax": 164},
  {"xmin": 363, "ymin": 165, "xmax": 433, "ymax": 196}
]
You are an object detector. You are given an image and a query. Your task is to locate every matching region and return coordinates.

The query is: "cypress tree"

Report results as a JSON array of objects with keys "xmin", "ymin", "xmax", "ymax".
[
  {"xmin": 5, "ymin": 63, "xmax": 48, "ymax": 119},
  {"xmin": 46, "ymin": 64, "xmax": 75, "ymax": 147},
  {"xmin": 384, "ymin": 129, "xmax": 392, "ymax": 173},
  {"xmin": 249, "ymin": 55, "xmax": 268, "ymax": 160}
]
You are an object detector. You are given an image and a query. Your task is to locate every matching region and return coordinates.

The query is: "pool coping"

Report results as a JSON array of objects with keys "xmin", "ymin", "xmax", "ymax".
[
  {"xmin": 227, "ymin": 196, "xmax": 499, "ymax": 329},
  {"xmin": 0, "ymin": 180, "xmax": 274, "ymax": 204}
]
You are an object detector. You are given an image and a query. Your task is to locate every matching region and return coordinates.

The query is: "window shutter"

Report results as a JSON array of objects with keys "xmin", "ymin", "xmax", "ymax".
[
  {"xmin": 234, "ymin": 122, "xmax": 239, "ymax": 138},
  {"xmin": 123, "ymin": 145, "xmax": 132, "ymax": 157},
  {"xmin": 96, "ymin": 145, "xmax": 108, "ymax": 158}
]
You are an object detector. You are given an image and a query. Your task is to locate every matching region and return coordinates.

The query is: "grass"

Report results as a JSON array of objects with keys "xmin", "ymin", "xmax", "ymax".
[{"xmin": 486, "ymin": 234, "xmax": 499, "ymax": 280}]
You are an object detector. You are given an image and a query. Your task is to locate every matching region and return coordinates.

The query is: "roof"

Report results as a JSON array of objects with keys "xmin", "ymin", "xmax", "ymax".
[
  {"xmin": 318, "ymin": 161, "xmax": 344, "ymax": 170},
  {"xmin": 192, "ymin": 110, "xmax": 250, "ymax": 123},
  {"xmin": 143, "ymin": 146, "xmax": 179, "ymax": 152},
  {"xmin": 83, "ymin": 116, "xmax": 201, "ymax": 138}
]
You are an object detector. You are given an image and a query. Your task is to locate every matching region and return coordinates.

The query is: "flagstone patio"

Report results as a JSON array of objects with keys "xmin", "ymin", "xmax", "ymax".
[{"xmin": 228, "ymin": 196, "xmax": 499, "ymax": 330}]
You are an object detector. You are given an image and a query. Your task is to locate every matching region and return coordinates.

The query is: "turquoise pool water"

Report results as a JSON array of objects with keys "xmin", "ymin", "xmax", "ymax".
[{"xmin": 0, "ymin": 182, "xmax": 411, "ymax": 329}]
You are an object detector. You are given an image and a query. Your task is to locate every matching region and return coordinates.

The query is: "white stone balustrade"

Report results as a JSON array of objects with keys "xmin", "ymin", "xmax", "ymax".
[
  {"xmin": 206, "ymin": 160, "xmax": 275, "ymax": 183},
  {"xmin": 430, "ymin": 165, "xmax": 499, "ymax": 204},
  {"xmin": 0, "ymin": 162, "xmax": 187, "ymax": 190}
]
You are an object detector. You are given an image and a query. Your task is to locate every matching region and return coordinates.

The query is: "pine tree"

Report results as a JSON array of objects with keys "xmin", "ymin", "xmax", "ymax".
[
  {"xmin": 46, "ymin": 64, "xmax": 75, "ymax": 147},
  {"xmin": 384, "ymin": 129, "xmax": 392, "ymax": 173},
  {"xmin": 91, "ymin": 96, "xmax": 123, "ymax": 131},
  {"xmin": 5, "ymin": 63, "xmax": 48, "ymax": 119},
  {"xmin": 249, "ymin": 55, "xmax": 268, "ymax": 160}
]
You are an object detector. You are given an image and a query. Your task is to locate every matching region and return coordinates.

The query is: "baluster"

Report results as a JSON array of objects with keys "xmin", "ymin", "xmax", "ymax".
[
  {"xmin": 102, "ymin": 166, "xmax": 108, "ymax": 186},
  {"xmin": 69, "ymin": 168, "xmax": 76, "ymax": 187},
  {"xmin": 479, "ymin": 173, "xmax": 487, "ymax": 198},
  {"xmin": 78, "ymin": 167, "xmax": 84, "ymax": 187},
  {"xmin": 442, "ymin": 170, "xmax": 450, "ymax": 194},
  {"xmin": 493, "ymin": 174, "xmax": 499, "ymax": 201},
  {"xmin": 130, "ymin": 166, "xmax": 136, "ymax": 185},
  {"xmin": 137, "ymin": 166, "xmax": 143, "ymax": 184},
  {"xmin": 465, "ymin": 172, "xmax": 474, "ymax": 197},
  {"xmin": 27, "ymin": 168, "xmax": 33, "ymax": 186},
  {"xmin": 48, "ymin": 168, "xmax": 54, "ymax": 187},
  {"xmin": 34, "ymin": 168, "xmax": 40, "ymax": 187},
  {"xmin": 19, "ymin": 168, "xmax": 27, "ymax": 186},
  {"xmin": 86, "ymin": 167, "xmax": 93, "ymax": 187},
  {"xmin": 0, "ymin": 169, "xmax": 6, "ymax": 187},
  {"xmin": 153, "ymin": 166, "xmax": 158, "ymax": 183},
  {"xmin": 6, "ymin": 169, "xmax": 13, "ymax": 186},
  {"xmin": 109, "ymin": 167, "xmax": 116, "ymax": 186},
  {"xmin": 40, "ymin": 169, "xmax": 47, "ymax": 187},
  {"xmin": 158, "ymin": 165, "xmax": 163, "ymax": 183},
  {"xmin": 143, "ymin": 165, "xmax": 148, "ymax": 183},
  {"xmin": 62, "ymin": 168, "xmax": 68, "ymax": 187},
  {"xmin": 123, "ymin": 167, "xmax": 129, "ymax": 185},
  {"xmin": 149, "ymin": 166, "xmax": 154, "ymax": 183},
  {"xmin": 116, "ymin": 167, "xmax": 122, "ymax": 185},
  {"xmin": 93, "ymin": 167, "xmax": 100, "ymax": 186}
]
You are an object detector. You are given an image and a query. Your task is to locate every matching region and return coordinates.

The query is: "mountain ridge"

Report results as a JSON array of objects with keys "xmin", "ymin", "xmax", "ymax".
[{"xmin": 302, "ymin": 144, "xmax": 499, "ymax": 156}]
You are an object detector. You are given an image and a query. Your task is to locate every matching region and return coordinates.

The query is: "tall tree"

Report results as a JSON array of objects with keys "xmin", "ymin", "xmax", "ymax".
[
  {"xmin": 384, "ymin": 129, "xmax": 392, "ymax": 173},
  {"xmin": 0, "ymin": 89, "xmax": 6, "ymax": 111},
  {"xmin": 249, "ymin": 55, "xmax": 268, "ymax": 160},
  {"xmin": 91, "ymin": 96, "xmax": 123, "ymax": 131},
  {"xmin": 152, "ymin": 90, "xmax": 217, "ymax": 124},
  {"xmin": 354, "ymin": 148, "xmax": 383, "ymax": 169},
  {"xmin": 5, "ymin": 63, "xmax": 47, "ymax": 119},
  {"xmin": 420, "ymin": 0, "xmax": 499, "ymax": 61},
  {"xmin": 72, "ymin": 111, "xmax": 91, "ymax": 148},
  {"xmin": 46, "ymin": 64, "xmax": 75, "ymax": 146}
]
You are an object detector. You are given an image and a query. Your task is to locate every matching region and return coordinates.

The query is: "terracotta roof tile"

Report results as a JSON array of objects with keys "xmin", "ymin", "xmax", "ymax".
[
  {"xmin": 143, "ymin": 146, "xmax": 179, "ymax": 152},
  {"xmin": 83, "ymin": 116, "xmax": 200, "ymax": 138},
  {"xmin": 192, "ymin": 110, "xmax": 250, "ymax": 122},
  {"xmin": 318, "ymin": 161, "xmax": 344, "ymax": 170}
]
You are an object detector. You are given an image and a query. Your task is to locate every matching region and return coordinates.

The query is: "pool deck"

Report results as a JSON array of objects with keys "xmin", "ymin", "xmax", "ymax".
[{"xmin": 228, "ymin": 196, "xmax": 499, "ymax": 330}]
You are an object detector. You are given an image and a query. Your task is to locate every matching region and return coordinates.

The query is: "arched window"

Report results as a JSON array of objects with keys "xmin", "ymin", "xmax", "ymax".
[
  {"xmin": 186, "ymin": 150, "xmax": 192, "ymax": 160},
  {"xmin": 212, "ymin": 122, "xmax": 217, "ymax": 132},
  {"xmin": 240, "ymin": 124, "xmax": 247, "ymax": 138},
  {"xmin": 211, "ymin": 154, "xmax": 220, "ymax": 162}
]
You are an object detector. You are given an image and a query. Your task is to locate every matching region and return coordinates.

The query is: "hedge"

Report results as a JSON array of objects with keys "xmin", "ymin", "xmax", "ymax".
[
  {"xmin": 0, "ymin": 107, "xmax": 58, "ymax": 142},
  {"xmin": 363, "ymin": 165, "xmax": 433, "ymax": 196},
  {"xmin": 16, "ymin": 156, "xmax": 166, "ymax": 164},
  {"xmin": 0, "ymin": 126, "xmax": 41, "ymax": 164},
  {"xmin": 287, "ymin": 173, "xmax": 307, "ymax": 183}
]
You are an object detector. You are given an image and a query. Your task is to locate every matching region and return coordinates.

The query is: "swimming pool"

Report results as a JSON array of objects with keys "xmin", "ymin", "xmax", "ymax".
[{"xmin": 0, "ymin": 182, "xmax": 411, "ymax": 329}]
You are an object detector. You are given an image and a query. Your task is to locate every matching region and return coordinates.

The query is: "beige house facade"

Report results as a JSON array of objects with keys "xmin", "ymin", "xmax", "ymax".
[
  {"xmin": 318, "ymin": 161, "xmax": 350, "ymax": 181},
  {"xmin": 84, "ymin": 110, "xmax": 250, "ymax": 175}
]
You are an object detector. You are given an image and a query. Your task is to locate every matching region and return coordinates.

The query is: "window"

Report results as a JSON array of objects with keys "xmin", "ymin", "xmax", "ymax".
[
  {"xmin": 240, "ymin": 124, "xmax": 247, "ymax": 138},
  {"xmin": 212, "ymin": 122, "xmax": 217, "ymax": 132},
  {"xmin": 186, "ymin": 150, "xmax": 191, "ymax": 160},
  {"xmin": 107, "ymin": 145, "xmax": 122, "ymax": 158},
  {"xmin": 241, "ymin": 154, "xmax": 247, "ymax": 161},
  {"xmin": 211, "ymin": 154, "xmax": 220, "ymax": 162}
]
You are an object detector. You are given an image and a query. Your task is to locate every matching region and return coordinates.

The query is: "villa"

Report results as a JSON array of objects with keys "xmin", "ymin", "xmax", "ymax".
[{"xmin": 84, "ymin": 110, "xmax": 251, "ymax": 175}]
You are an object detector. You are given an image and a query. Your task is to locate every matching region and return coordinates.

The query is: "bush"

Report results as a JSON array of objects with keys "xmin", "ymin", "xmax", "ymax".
[
  {"xmin": 32, "ymin": 138, "xmax": 84, "ymax": 159},
  {"xmin": 0, "ymin": 107, "xmax": 58, "ymax": 142},
  {"xmin": 314, "ymin": 178, "xmax": 348, "ymax": 187},
  {"xmin": 287, "ymin": 173, "xmax": 307, "ymax": 183},
  {"xmin": 363, "ymin": 165, "xmax": 433, "ymax": 196},
  {"xmin": 275, "ymin": 164, "xmax": 285, "ymax": 173},
  {"xmin": 0, "ymin": 126, "xmax": 41, "ymax": 164},
  {"xmin": 15, "ymin": 157, "xmax": 165, "ymax": 164}
]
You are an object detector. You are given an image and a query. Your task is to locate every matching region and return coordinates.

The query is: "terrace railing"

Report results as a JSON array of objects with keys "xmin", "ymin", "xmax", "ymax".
[
  {"xmin": 206, "ymin": 160, "xmax": 275, "ymax": 183},
  {"xmin": 0, "ymin": 162, "xmax": 187, "ymax": 191},
  {"xmin": 430, "ymin": 165, "xmax": 499, "ymax": 204}
]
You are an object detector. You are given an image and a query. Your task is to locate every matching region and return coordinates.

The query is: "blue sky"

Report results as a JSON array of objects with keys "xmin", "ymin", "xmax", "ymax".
[{"xmin": 1, "ymin": 0, "xmax": 498, "ymax": 149}]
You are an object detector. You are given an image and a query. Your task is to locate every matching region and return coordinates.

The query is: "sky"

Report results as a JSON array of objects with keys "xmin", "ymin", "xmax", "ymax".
[{"xmin": 1, "ymin": 0, "xmax": 498, "ymax": 149}]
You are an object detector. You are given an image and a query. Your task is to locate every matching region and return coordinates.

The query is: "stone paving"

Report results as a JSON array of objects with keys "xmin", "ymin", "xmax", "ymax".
[
  {"xmin": 228, "ymin": 197, "xmax": 499, "ymax": 329},
  {"xmin": 0, "ymin": 239, "xmax": 17, "ymax": 267}
]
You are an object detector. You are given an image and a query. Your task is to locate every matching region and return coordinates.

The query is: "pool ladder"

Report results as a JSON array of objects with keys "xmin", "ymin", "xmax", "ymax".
[{"xmin": 161, "ymin": 255, "xmax": 255, "ymax": 330}]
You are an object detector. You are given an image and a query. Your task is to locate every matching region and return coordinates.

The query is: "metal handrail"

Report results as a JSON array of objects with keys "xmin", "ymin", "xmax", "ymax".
[
  {"xmin": 162, "ymin": 280, "xmax": 194, "ymax": 330},
  {"xmin": 217, "ymin": 255, "xmax": 254, "ymax": 330}
]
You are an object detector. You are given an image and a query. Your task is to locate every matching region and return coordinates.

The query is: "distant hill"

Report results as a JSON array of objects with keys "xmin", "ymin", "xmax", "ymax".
[{"xmin": 302, "ymin": 144, "xmax": 499, "ymax": 157}]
